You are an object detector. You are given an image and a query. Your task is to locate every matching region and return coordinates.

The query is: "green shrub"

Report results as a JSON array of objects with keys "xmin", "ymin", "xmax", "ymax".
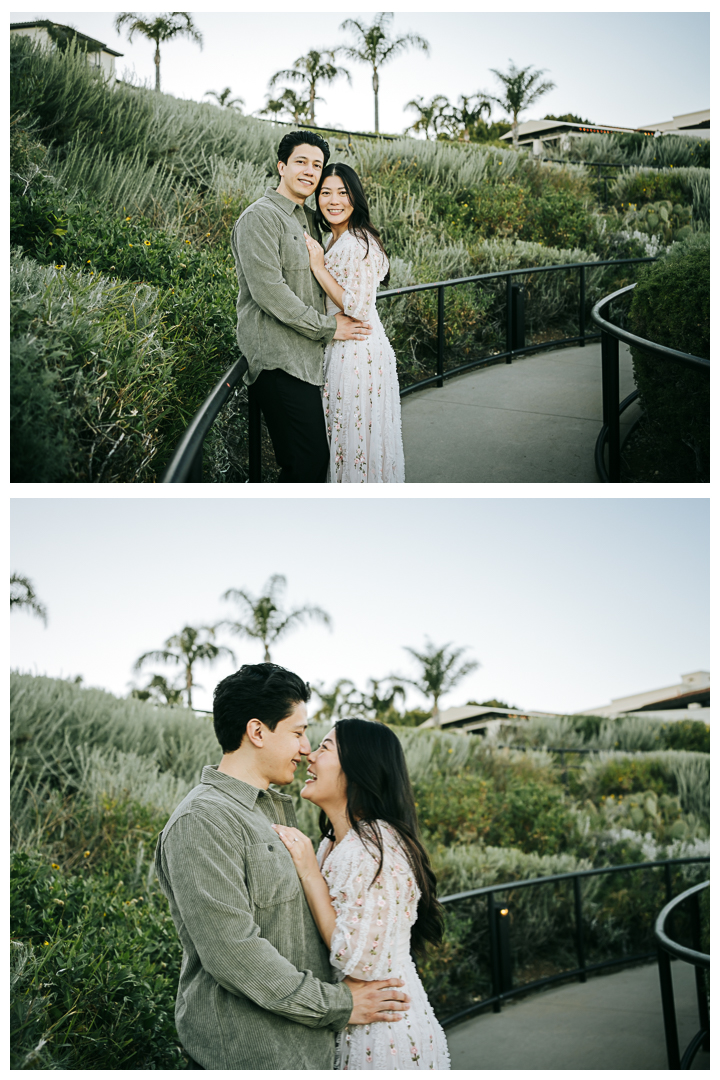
[
  {"xmin": 10, "ymin": 849, "xmax": 185, "ymax": 1070},
  {"xmin": 660, "ymin": 719, "xmax": 709, "ymax": 753},
  {"xmin": 10, "ymin": 253, "xmax": 178, "ymax": 482},
  {"xmin": 627, "ymin": 232, "xmax": 709, "ymax": 481}
]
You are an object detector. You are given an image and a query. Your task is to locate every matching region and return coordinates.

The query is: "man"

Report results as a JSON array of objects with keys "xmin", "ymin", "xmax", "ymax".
[
  {"xmin": 155, "ymin": 663, "xmax": 410, "ymax": 1070},
  {"xmin": 230, "ymin": 131, "xmax": 372, "ymax": 483}
]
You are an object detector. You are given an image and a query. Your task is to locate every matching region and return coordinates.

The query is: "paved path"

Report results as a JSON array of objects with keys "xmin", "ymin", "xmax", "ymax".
[
  {"xmin": 401, "ymin": 341, "xmax": 641, "ymax": 484},
  {"xmin": 446, "ymin": 960, "xmax": 709, "ymax": 1070}
]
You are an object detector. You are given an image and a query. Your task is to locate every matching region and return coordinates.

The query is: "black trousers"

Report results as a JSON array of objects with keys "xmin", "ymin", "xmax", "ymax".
[{"xmin": 250, "ymin": 367, "xmax": 329, "ymax": 483}]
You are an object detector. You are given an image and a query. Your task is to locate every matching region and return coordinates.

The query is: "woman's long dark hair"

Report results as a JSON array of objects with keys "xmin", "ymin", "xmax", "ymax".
[
  {"xmin": 319, "ymin": 718, "xmax": 443, "ymax": 955},
  {"xmin": 313, "ymin": 162, "xmax": 390, "ymax": 287}
]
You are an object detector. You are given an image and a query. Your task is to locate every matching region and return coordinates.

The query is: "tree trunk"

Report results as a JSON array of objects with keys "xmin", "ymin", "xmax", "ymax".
[
  {"xmin": 431, "ymin": 699, "xmax": 441, "ymax": 728},
  {"xmin": 264, "ymin": 644, "xmax": 271, "ymax": 662},
  {"xmin": 310, "ymin": 84, "xmax": 315, "ymax": 125},
  {"xmin": 154, "ymin": 43, "xmax": 161, "ymax": 92},
  {"xmin": 186, "ymin": 665, "xmax": 193, "ymax": 709},
  {"xmin": 512, "ymin": 112, "xmax": 519, "ymax": 149},
  {"xmin": 373, "ymin": 68, "xmax": 379, "ymax": 134}
]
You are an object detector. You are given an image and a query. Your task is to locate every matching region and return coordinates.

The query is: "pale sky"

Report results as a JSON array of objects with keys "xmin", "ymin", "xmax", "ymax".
[
  {"xmin": 10, "ymin": 498, "xmax": 709, "ymax": 717},
  {"xmin": 11, "ymin": 8, "xmax": 709, "ymax": 135}
]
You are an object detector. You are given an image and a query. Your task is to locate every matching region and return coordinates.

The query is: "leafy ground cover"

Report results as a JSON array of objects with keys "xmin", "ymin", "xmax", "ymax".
[
  {"xmin": 10, "ymin": 675, "xmax": 708, "ymax": 1064},
  {"xmin": 10, "ymin": 37, "xmax": 709, "ymax": 481}
]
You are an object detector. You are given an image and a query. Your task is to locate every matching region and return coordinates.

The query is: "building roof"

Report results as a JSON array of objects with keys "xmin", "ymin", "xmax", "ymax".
[
  {"xmin": 577, "ymin": 671, "xmax": 710, "ymax": 718},
  {"xmin": 500, "ymin": 118, "xmax": 650, "ymax": 144},
  {"xmin": 418, "ymin": 703, "xmax": 558, "ymax": 732},
  {"xmin": 639, "ymin": 110, "xmax": 710, "ymax": 133},
  {"xmin": 10, "ymin": 20, "xmax": 123, "ymax": 57}
]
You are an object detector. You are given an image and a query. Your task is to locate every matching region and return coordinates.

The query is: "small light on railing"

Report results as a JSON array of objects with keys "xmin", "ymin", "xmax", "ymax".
[{"xmin": 500, "ymin": 908, "xmax": 509, "ymax": 916}]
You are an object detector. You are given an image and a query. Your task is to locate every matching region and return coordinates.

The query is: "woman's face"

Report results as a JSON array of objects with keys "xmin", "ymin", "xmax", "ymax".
[
  {"xmin": 318, "ymin": 174, "xmax": 353, "ymax": 230},
  {"xmin": 302, "ymin": 727, "xmax": 346, "ymax": 810}
]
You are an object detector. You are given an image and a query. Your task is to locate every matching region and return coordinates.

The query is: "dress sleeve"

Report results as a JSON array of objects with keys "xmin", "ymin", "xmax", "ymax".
[
  {"xmin": 325, "ymin": 828, "xmax": 417, "ymax": 981},
  {"xmin": 330, "ymin": 236, "xmax": 384, "ymax": 322}
]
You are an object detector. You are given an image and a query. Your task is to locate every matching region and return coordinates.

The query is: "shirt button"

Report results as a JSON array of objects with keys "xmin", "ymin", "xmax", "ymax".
[{"xmin": 267, "ymin": 844, "xmax": 274, "ymax": 851}]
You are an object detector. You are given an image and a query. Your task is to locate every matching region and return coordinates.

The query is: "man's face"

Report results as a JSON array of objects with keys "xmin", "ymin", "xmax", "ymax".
[
  {"xmin": 277, "ymin": 144, "xmax": 325, "ymax": 204},
  {"xmin": 260, "ymin": 701, "xmax": 311, "ymax": 786}
]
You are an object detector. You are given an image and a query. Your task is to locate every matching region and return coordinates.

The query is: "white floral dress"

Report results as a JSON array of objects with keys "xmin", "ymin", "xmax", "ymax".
[
  {"xmin": 322, "ymin": 231, "xmax": 405, "ymax": 483},
  {"xmin": 317, "ymin": 823, "xmax": 450, "ymax": 1070}
]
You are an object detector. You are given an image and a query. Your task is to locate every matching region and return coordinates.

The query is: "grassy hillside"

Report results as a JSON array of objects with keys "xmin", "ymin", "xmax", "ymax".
[
  {"xmin": 11, "ymin": 37, "xmax": 709, "ymax": 482},
  {"xmin": 10, "ymin": 674, "xmax": 708, "ymax": 1067}
]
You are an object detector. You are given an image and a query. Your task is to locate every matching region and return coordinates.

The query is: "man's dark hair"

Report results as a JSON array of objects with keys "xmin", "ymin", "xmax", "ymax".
[
  {"xmin": 277, "ymin": 130, "xmax": 330, "ymax": 166},
  {"xmin": 213, "ymin": 663, "xmax": 310, "ymax": 753}
]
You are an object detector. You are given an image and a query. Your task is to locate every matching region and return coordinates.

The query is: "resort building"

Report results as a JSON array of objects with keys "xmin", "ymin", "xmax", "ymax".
[
  {"xmin": 10, "ymin": 20, "xmax": 123, "ymax": 82},
  {"xmin": 576, "ymin": 671, "xmax": 710, "ymax": 723},
  {"xmin": 501, "ymin": 110, "xmax": 710, "ymax": 154}
]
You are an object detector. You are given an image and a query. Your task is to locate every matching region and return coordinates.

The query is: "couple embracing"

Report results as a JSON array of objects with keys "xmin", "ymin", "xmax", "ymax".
[
  {"xmin": 155, "ymin": 663, "xmax": 449, "ymax": 1070},
  {"xmin": 231, "ymin": 131, "xmax": 404, "ymax": 484}
]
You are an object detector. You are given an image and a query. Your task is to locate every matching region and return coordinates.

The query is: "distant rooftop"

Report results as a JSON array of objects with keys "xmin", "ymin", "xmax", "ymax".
[{"xmin": 577, "ymin": 671, "xmax": 710, "ymax": 718}]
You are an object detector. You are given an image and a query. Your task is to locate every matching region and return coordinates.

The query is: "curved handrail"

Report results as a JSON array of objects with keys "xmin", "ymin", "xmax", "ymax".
[
  {"xmin": 590, "ymin": 283, "xmax": 709, "ymax": 482},
  {"xmin": 591, "ymin": 284, "xmax": 710, "ymax": 372},
  {"xmin": 654, "ymin": 879, "xmax": 709, "ymax": 1069},
  {"xmin": 435, "ymin": 855, "xmax": 708, "ymax": 1028},
  {"xmin": 162, "ymin": 357, "xmax": 248, "ymax": 483},
  {"xmin": 162, "ymin": 256, "xmax": 656, "ymax": 482},
  {"xmin": 655, "ymin": 879, "xmax": 710, "ymax": 968}
]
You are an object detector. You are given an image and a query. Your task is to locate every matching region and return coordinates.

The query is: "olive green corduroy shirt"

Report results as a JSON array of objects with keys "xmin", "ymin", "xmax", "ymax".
[
  {"xmin": 155, "ymin": 766, "xmax": 353, "ymax": 1070},
  {"xmin": 231, "ymin": 187, "xmax": 338, "ymax": 387}
]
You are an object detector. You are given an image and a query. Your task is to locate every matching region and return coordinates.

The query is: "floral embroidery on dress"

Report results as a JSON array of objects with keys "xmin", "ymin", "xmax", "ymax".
[
  {"xmin": 320, "ymin": 824, "xmax": 450, "ymax": 1071},
  {"xmin": 321, "ymin": 232, "xmax": 404, "ymax": 485}
]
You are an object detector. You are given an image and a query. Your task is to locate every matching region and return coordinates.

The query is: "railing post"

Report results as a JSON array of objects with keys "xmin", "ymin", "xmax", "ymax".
[
  {"xmin": 511, "ymin": 284, "xmax": 526, "ymax": 351},
  {"xmin": 505, "ymin": 276, "xmax": 513, "ymax": 363},
  {"xmin": 187, "ymin": 446, "xmax": 203, "ymax": 483},
  {"xmin": 248, "ymin": 384, "xmax": 262, "ymax": 483},
  {"xmin": 436, "ymin": 285, "xmax": 445, "ymax": 388},
  {"xmin": 573, "ymin": 876, "xmax": 587, "ymax": 982},
  {"xmin": 689, "ymin": 892, "xmax": 710, "ymax": 1050},
  {"xmin": 495, "ymin": 902, "xmax": 513, "ymax": 993},
  {"xmin": 579, "ymin": 265, "xmax": 586, "ymax": 346},
  {"xmin": 600, "ymin": 328, "xmax": 621, "ymax": 481},
  {"xmin": 657, "ymin": 945, "xmax": 681, "ymax": 1069},
  {"xmin": 487, "ymin": 891, "xmax": 502, "ymax": 1012}
]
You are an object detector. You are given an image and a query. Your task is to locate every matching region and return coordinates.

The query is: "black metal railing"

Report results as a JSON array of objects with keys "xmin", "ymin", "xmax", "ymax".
[
  {"xmin": 590, "ymin": 285, "xmax": 710, "ymax": 483},
  {"xmin": 655, "ymin": 880, "xmax": 710, "ymax": 1069},
  {"xmin": 436, "ymin": 855, "xmax": 709, "ymax": 1029},
  {"xmin": 162, "ymin": 256, "xmax": 654, "ymax": 483}
]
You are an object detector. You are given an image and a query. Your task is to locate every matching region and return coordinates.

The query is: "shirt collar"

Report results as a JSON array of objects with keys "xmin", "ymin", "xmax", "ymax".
[
  {"xmin": 264, "ymin": 186, "xmax": 306, "ymax": 216},
  {"xmin": 201, "ymin": 764, "xmax": 293, "ymax": 809}
]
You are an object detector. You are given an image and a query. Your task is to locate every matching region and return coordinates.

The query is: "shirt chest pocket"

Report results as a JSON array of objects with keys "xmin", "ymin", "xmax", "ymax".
[
  {"xmin": 280, "ymin": 231, "xmax": 311, "ymax": 271},
  {"xmin": 245, "ymin": 842, "xmax": 301, "ymax": 908}
]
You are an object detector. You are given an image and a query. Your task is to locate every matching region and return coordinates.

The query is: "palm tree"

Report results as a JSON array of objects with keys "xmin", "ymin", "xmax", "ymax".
[
  {"xmin": 114, "ymin": 12, "xmax": 203, "ymax": 93},
  {"xmin": 311, "ymin": 678, "xmax": 363, "ymax": 723},
  {"xmin": 339, "ymin": 13, "xmax": 429, "ymax": 134},
  {"xmin": 362, "ymin": 678, "xmax": 406, "ymax": 719},
  {"xmin": 134, "ymin": 625, "xmax": 234, "ymax": 710},
  {"xmin": 403, "ymin": 94, "xmax": 451, "ymax": 139},
  {"xmin": 130, "ymin": 674, "xmax": 185, "ymax": 707},
  {"xmin": 269, "ymin": 48, "xmax": 351, "ymax": 126},
  {"xmin": 217, "ymin": 574, "xmax": 332, "ymax": 663},
  {"xmin": 451, "ymin": 93, "xmax": 493, "ymax": 142},
  {"xmin": 204, "ymin": 87, "xmax": 244, "ymax": 111},
  {"xmin": 10, "ymin": 573, "xmax": 47, "ymax": 625},
  {"xmin": 394, "ymin": 639, "xmax": 480, "ymax": 728},
  {"xmin": 486, "ymin": 60, "xmax": 556, "ymax": 149},
  {"xmin": 257, "ymin": 88, "xmax": 313, "ymax": 126}
]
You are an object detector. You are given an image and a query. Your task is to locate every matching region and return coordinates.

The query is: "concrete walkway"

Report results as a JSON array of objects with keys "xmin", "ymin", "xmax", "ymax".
[
  {"xmin": 401, "ymin": 341, "xmax": 641, "ymax": 484},
  {"xmin": 446, "ymin": 961, "xmax": 709, "ymax": 1070}
]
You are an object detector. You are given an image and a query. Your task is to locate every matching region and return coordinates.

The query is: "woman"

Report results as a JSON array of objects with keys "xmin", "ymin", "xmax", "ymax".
[
  {"xmin": 302, "ymin": 163, "xmax": 405, "ymax": 483},
  {"xmin": 272, "ymin": 719, "xmax": 450, "ymax": 1070}
]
